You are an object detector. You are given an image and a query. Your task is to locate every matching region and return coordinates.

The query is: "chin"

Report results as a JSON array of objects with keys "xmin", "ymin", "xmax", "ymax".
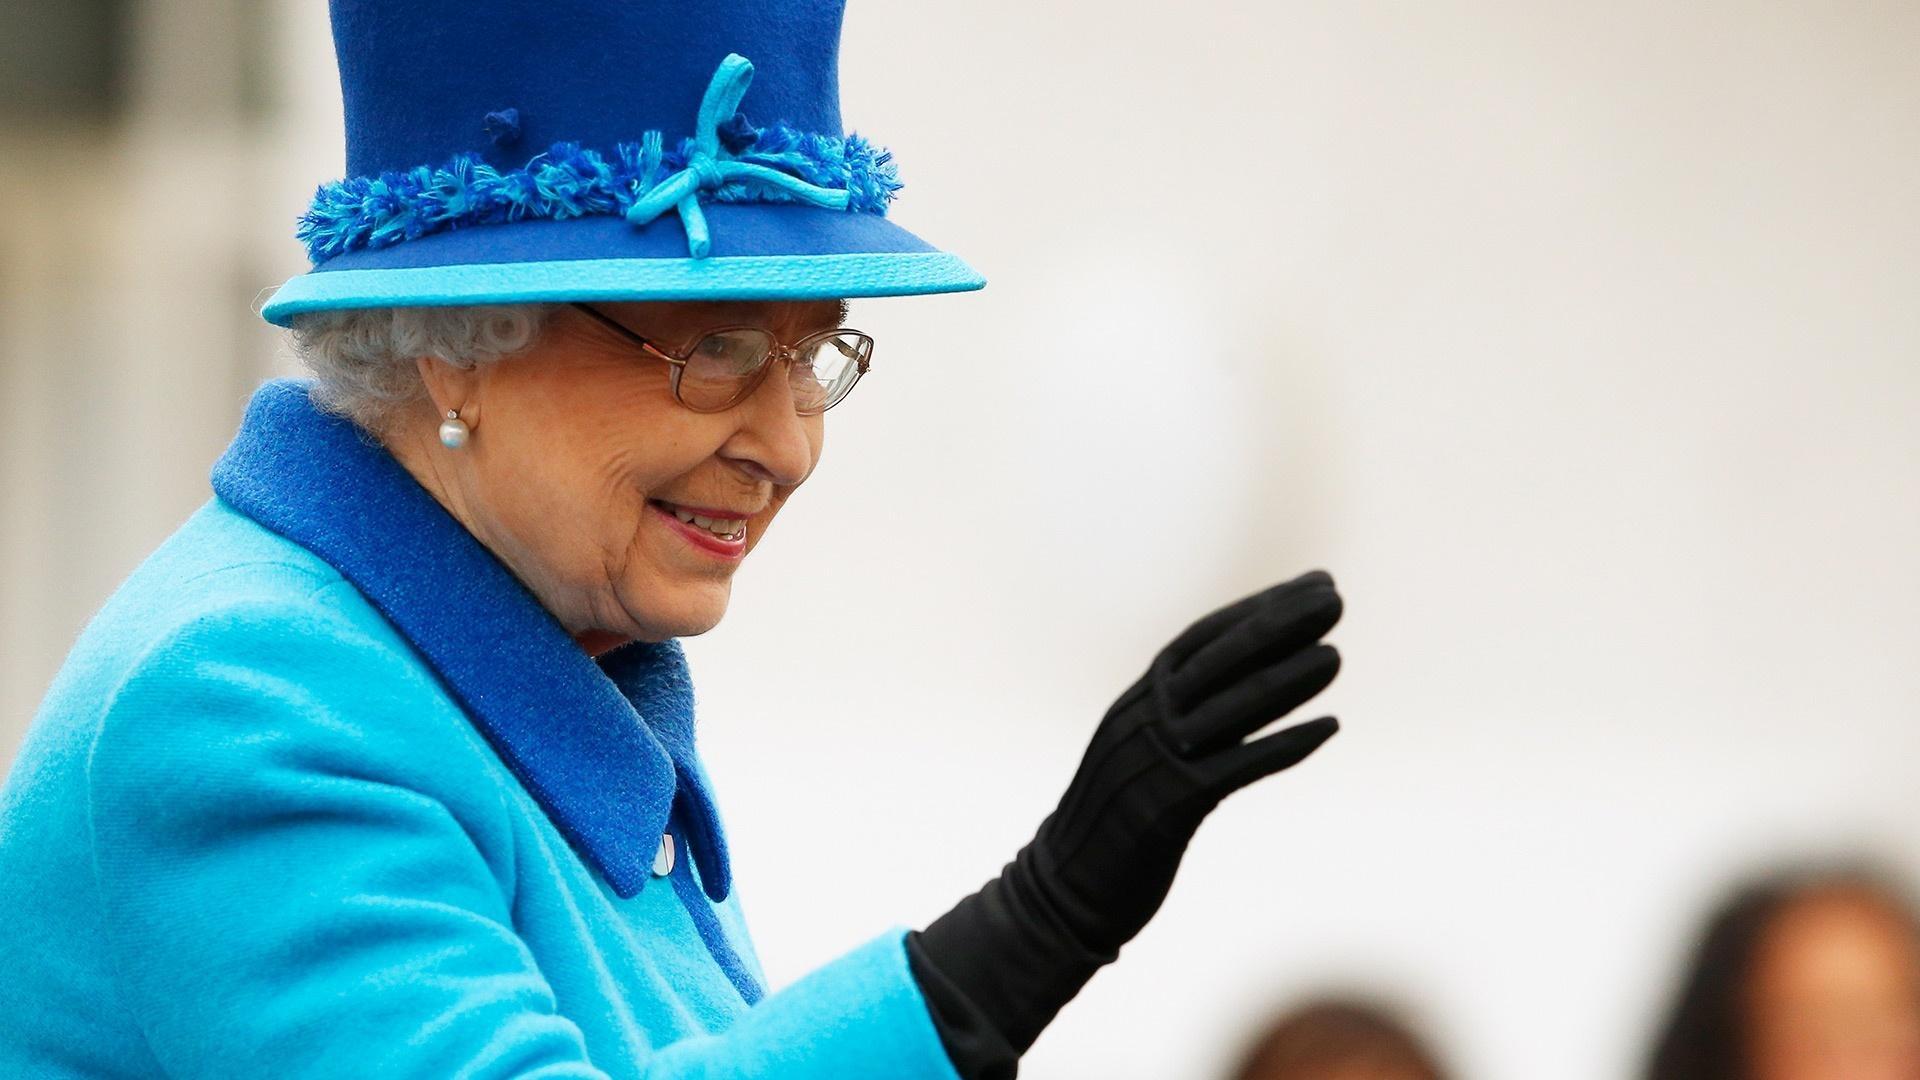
[{"xmin": 630, "ymin": 580, "xmax": 732, "ymax": 640}]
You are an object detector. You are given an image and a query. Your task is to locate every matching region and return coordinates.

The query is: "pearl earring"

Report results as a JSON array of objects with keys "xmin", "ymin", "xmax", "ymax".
[{"xmin": 438, "ymin": 407, "xmax": 471, "ymax": 449}]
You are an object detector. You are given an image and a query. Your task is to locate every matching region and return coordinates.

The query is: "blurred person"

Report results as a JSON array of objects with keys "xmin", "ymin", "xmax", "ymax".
[
  {"xmin": 0, "ymin": 2, "xmax": 1347, "ymax": 1078},
  {"xmin": 1645, "ymin": 864, "xmax": 1920, "ymax": 1080},
  {"xmin": 1226, "ymin": 997, "xmax": 1451, "ymax": 1080}
]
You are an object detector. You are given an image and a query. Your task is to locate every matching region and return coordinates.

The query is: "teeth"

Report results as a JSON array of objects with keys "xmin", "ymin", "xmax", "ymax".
[{"xmin": 666, "ymin": 504, "xmax": 745, "ymax": 540}]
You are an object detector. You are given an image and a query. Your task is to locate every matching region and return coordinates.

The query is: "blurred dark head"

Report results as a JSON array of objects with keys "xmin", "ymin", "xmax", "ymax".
[
  {"xmin": 1227, "ymin": 997, "xmax": 1450, "ymax": 1080},
  {"xmin": 1645, "ymin": 862, "xmax": 1920, "ymax": 1080}
]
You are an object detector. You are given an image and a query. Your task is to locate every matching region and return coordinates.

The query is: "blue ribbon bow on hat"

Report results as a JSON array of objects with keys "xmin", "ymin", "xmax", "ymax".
[{"xmin": 625, "ymin": 53, "xmax": 853, "ymax": 258}]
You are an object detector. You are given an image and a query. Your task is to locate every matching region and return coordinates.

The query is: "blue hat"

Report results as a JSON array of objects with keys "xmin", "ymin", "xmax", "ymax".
[{"xmin": 258, "ymin": 0, "xmax": 985, "ymax": 327}]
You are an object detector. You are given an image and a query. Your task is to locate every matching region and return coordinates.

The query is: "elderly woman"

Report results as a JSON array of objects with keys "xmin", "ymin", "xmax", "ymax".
[{"xmin": 0, "ymin": 2, "xmax": 1344, "ymax": 1078}]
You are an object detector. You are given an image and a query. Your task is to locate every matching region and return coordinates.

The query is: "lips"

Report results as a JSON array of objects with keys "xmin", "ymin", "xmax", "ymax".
[{"xmin": 648, "ymin": 499, "xmax": 748, "ymax": 558}]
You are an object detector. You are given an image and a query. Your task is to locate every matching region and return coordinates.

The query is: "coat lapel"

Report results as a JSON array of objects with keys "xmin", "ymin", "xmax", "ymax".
[{"xmin": 210, "ymin": 378, "xmax": 731, "ymax": 901}]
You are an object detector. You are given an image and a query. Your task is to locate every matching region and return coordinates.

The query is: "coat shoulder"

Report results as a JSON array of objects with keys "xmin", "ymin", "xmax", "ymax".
[
  {"xmin": 16, "ymin": 496, "xmax": 482, "ymax": 808},
  {"xmin": 44, "ymin": 495, "xmax": 406, "ymax": 706}
]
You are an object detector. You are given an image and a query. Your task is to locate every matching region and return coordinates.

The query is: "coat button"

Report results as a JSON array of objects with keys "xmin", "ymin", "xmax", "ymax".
[{"xmin": 652, "ymin": 832, "xmax": 676, "ymax": 877}]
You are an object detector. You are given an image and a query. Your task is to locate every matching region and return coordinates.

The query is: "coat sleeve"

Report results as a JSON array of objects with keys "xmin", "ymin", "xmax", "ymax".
[
  {"xmin": 85, "ymin": 580, "xmax": 961, "ymax": 1080},
  {"xmin": 638, "ymin": 928, "xmax": 966, "ymax": 1080}
]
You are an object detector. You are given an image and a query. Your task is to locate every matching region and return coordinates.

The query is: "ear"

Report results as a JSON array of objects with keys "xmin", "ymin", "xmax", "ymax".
[{"xmin": 414, "ymin": 353, "xmax": 485, "ymax": 429}]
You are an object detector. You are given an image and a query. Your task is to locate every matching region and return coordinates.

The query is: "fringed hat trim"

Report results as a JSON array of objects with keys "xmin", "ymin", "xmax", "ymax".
[{"xmin": 297, "ymin": 53, "xmax": 901, "ymax": 265}]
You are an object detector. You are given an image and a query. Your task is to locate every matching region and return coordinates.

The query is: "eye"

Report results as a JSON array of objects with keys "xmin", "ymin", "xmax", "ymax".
[{"xmin": 689, "ymin": 330, "xmax": 770, "ymax": 375}]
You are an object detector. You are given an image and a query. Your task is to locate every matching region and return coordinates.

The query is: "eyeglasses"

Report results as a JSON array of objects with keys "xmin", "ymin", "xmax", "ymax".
[{"xmin": 568, "ymin": 302, "xmax": 873, "ymax": 415}]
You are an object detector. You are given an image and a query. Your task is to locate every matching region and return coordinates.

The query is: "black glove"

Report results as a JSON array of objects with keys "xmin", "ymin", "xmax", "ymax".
[{"xmin": 907, "ymin": 570, "xmax": 1344, "ymax": 1078}]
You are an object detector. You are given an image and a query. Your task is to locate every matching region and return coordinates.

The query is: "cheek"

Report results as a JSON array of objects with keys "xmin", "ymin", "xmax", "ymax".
[
  {"xmin": 486, "ymin": 435, "xmax": 702, "ymax": 562},
  {"xmin": 485, "ymin": 462, "xmax": 637, "ymax": 582},
  {"xmin": 596, "ymin": 448, "xmax": 702, "ymax": 535},
  {"xmin": 514, "ymin": 380, "xmax": 708, "ymax": 499}
]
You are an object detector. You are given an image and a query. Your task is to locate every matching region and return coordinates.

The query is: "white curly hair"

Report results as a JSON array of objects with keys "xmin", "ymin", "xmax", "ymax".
[{"xmin": 285, "ymin": 304, "xmax": 555, "ymax": 432}]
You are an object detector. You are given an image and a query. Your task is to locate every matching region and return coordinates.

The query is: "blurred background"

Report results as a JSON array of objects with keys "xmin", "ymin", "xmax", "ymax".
[{"xmin": 3, "ymin": 2, "xmax": 1917, "ymax": 1077}]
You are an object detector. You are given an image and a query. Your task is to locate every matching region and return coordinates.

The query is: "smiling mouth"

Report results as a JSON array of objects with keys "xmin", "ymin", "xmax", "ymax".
[{"xmin": 648, "ymin": 499, "xmax": 748, "ymax": 542}]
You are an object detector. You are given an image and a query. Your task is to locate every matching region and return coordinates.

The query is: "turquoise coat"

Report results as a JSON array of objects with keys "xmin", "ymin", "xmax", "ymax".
[{"xmin": 0, "ymin": 379, "xmax": 961, "ymax": 1079}]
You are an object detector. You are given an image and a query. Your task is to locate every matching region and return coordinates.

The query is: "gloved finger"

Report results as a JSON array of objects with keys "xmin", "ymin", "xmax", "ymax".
[
  {"xmin": 1163, "ymin": 644, "xmax": 1340, "ymax": 756},
  {"xmin": 1159, "ymin": 570, "xmax": 1334, "ymax": 670},
  {"xmin": 1196, "ymin": 715, "xmax": 1339, "ymax": 798},
  {"xmin": 1168, "ymin": 583, "xmax": 1341, "ymax": 706}
]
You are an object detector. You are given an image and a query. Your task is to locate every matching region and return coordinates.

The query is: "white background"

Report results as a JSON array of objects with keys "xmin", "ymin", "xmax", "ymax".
[{"xmin": 4, "ymin": 3, "xmax": 1917, "ymax": 1077}]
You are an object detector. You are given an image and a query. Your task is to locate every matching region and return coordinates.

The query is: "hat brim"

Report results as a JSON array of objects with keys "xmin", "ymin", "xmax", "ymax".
[{"xmin": 258, "ymin": 203, "xmax": 984, "ymax": 327}]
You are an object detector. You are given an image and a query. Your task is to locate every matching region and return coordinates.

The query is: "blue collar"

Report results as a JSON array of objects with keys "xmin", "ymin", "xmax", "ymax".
[{"xmin": 210, "ymin": 377, "xmax": 731, "ymax": 902}]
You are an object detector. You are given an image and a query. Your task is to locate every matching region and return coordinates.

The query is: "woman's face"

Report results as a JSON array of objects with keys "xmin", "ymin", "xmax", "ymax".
[
  {"xmin": 1746, "ymin": 887, "xmax": 1920, "ymax": 1080},
  {"xmin": 404, "ymin": 299, "xmax": 840, "ymax": 647}
]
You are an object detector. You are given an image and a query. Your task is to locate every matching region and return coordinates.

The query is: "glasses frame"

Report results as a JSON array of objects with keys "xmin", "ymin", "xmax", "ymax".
[{"xmin": 568, "ymin": 301, "xmax": 872, "ymax": 415}]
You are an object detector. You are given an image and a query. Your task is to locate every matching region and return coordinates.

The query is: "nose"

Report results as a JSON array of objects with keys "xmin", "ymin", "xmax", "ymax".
[{"xmin": 720, "ymin": 351, "xmax": 818, "ymax": 487}]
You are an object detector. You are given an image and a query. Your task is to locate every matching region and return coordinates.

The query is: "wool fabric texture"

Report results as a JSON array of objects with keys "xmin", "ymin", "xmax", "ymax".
[{"xmin": 0, "ymin": 378, "xmax": 961, "ymax": 1079}]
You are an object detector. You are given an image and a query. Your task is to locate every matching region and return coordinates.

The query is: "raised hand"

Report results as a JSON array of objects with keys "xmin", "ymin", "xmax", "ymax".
[{"xmin": 909, "ymin": 571, "xmax": 1344, "ymax": 1070}]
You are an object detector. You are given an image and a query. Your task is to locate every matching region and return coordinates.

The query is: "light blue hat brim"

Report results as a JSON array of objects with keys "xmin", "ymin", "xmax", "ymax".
[
  {"xmin": 261, "ymin": 252, "xmax": 983, "ymax": 326},
  {"xmin": 259, "ymin": 203, "xmax": 985, "ymax": 327}
]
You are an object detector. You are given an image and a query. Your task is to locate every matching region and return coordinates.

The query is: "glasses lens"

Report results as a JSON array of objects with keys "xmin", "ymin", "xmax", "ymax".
[
  {"xmin": 679, "ymin": 329, "xmax": 775, "ymax": 409},
  {"xmin": 790, "ymin": 332, "xmax": 871, "ymax": 413}
]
